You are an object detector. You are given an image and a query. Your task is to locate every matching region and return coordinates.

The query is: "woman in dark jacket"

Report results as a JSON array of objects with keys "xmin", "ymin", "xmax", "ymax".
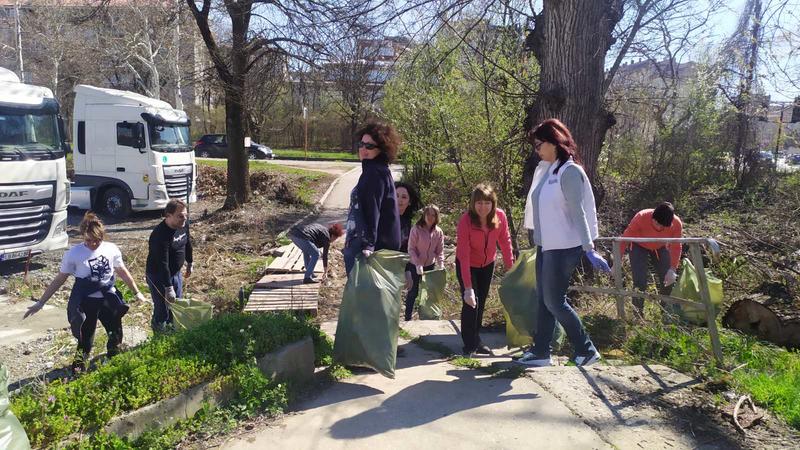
[
  {"xmin": 343, "ymin": 122, "xmax": 403, "ymax": 275},
  {"xmin": 395, "ymin": 181, "xmax": 420, "ymax": 289}
]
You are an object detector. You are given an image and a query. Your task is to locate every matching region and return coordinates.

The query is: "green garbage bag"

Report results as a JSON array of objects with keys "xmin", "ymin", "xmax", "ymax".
[
  {"xmin": 671, "ymin": 258, "xmax": 723, "ymax": 324},
  {"xmin": 417, "ymin": 269, "xmax": 447, "ymax": 320},
  {"xmin": 1, "ymin": 365, "xmax": 31, "ymax": 450},
  {"xmin": 498, "ymin": 249, "xmax": 563, "ymax": 348},
  {"xmin": 334, "ymin": 250, "xmax": 408, "ymax": 378},
  {"xmin": 169, "ymin": 297, "xmax": 214, "ymax": 330}
]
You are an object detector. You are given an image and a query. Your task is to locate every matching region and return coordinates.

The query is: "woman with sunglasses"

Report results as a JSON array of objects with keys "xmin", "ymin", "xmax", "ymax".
[
  {"xmin": 342, "ymin": 122, "xmax": 402, "ymax": 275},
  {"xmin": 23, "ymin": 212, "xmax": 146, "ymax": 373},
  {"xmin": 518, "ymin": 118, "xmax": 609, "ymax": 368}
]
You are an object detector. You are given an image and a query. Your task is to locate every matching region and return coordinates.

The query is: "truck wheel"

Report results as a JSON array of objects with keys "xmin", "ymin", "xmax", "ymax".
[
  {"xmin": 198, "ymin": 150, "xmax": 210, "ymax": 158},
  {"xmin": 102, "ymin": 187, "xmax": 132, "ymax": 219}
]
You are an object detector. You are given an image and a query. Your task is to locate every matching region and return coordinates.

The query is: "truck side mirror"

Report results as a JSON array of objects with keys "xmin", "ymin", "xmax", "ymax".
[
  {"xmin": 57, "ymin": 116, "xmax": 71, "ymax": 153},
  {"xmin": 134, "ymin": 122, "xmax": 146, "ymax": 151}
]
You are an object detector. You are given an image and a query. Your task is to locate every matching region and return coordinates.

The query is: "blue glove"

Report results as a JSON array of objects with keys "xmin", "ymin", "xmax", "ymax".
[{"xmin": 585, "ymin": 249, "xmax": 611, "ymax": 273}]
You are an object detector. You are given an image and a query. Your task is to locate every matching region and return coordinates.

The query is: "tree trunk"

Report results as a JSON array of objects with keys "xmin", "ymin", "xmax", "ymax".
[
  {"xmin": 733, "ymin": 0, "xmax": 763, "ymax": 188},
  {"xmin": 222, "ymin": 2, "xmax": 251, "ymax": 209},
  {"xmin": 524, "ymin": 0, "xmax": 623, "ymax": 193}
]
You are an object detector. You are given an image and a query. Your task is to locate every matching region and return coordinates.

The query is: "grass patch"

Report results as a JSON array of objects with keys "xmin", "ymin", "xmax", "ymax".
[
  {"xmin": 274, "ymin": 148, "xmax": 356, "ymax": 161},
  {"xmin": 450, "ymin": 356, "xmax": 483, "ymax": 369},
  {"xmin": 626, "ymin": 322, "xmax": 800, "ymax": 429},
  {"xmin": 11, "ymin": 313, "xmax": 331, "ymax": 448},
  {"xmin": 197, "ymin": 158, "xmax": 325, "ymax": 180}
]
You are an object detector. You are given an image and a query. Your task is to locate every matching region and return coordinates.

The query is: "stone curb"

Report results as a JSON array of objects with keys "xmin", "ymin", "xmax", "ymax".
[{"xmin": 102, "ymin": 336, "xmax": 315, "ymax": 441}]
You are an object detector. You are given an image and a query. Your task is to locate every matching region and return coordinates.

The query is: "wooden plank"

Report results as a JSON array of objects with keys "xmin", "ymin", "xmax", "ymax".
[{"xmin": 689, "ymin": 243, "xmax": 724, "ymax": 365}]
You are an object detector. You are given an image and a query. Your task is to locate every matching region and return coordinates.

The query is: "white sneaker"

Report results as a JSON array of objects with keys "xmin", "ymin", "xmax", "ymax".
[
  {"xmin": 515, "ymin": 351, "xmax": 553, "ymax": 367},
  {"xmin": 573, "ymin": 351, "xmax": 601, "ymax": 367}
]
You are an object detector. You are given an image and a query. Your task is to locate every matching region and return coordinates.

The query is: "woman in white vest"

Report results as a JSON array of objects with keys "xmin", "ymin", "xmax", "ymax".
[{"xmin": 517, "ymin": 119, "xmax": 610, "ymax": 367}]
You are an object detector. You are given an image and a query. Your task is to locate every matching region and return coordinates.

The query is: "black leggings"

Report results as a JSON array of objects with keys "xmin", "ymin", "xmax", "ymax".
[
  {"xmin": 456, "ymin": 260, "xmax": 495, "ymax": 352},
  {"xmin": 78, "ymin": 298, "xmax": 123, "ymax": 355}
]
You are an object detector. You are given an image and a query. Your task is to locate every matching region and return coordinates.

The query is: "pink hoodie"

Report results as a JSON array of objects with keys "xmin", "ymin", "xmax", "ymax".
[
  {"xmin": 456, "ymin": 208, "xmax": 514, "ymax": 289},
  {"xmin": 408, "ymin": 224, "xmax": 445, "ymax": 268}
]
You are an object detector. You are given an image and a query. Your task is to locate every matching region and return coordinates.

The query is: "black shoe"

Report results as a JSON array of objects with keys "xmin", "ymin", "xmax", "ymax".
[
  {"xmin": 475, "ymin": 344, "xmax": 494, "ymax": 356},
  {"xmin": 461, "ymin": 348, "xmax": 474, "ymax": 357},
  {"xmin": 107, "ymin": 347, "xmax": 120, "ymax": 358},
  {"xmin": 303, "ymin": 277, "xmax": 319, "ymax": 284}
]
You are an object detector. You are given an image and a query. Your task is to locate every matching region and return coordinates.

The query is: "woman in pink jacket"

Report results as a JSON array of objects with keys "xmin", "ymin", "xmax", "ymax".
[
  {"xmin": 456, "ymin": 184, "xmax": 514, "ymax": 356},
  {"xmin": 405, "ymin": 204, "xmax": 445, "ymax": 321}
]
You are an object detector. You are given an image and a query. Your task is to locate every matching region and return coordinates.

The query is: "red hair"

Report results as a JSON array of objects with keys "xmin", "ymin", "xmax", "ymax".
[
  {"xmin": 528, "ymin": 118, "xmax": 581, "ymax": 173},
  {"xmin": 328, "ymin": 223, "xmax": 344, "ymax": 241}
]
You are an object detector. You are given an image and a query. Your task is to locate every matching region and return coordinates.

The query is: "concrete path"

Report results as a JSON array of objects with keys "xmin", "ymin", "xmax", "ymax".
[
  {"xmin": 221, "ymin": 320, "xmax": 739, "ymax": 450},
  {"xmin": 0, "ymin": 294, "xmax": 65, "ymax": 346},
  {"xmin": 222, "ymin": 320, "xmax": 611, "ymax": 450}
]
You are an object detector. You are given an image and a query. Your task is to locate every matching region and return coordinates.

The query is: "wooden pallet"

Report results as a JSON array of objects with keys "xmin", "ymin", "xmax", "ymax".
[
  {"xmin": 265, "ymin": 244, "xmax": 323, "ymax": 275},
  {"xmin": 244, "ymin": 272, "xmax": 319, "ymax": 314}
]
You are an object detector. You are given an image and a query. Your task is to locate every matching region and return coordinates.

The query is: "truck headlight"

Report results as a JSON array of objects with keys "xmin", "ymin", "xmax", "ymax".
[
  {"xmin": 54, "ymin": 218, "xmax": 67, "ymax": 236},
  {"xmin": 154, "ymin": 189, "xmax": 167, "ymax": 200}
]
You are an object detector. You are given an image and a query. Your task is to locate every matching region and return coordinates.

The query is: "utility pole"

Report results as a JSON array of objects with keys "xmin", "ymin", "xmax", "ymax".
[
  {"xmin": 14, "ymin": 0, "xmax": 25, "ymax": 82},
  {"xmin": 303, "ymin": 105, "xmax": 308, "ymax": 160}
]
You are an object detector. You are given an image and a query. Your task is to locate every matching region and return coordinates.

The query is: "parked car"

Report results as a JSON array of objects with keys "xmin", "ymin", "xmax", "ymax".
[
  {"xmin": 787, "ymin": 154, "xmax": 800, "ymax": 166},
  {"xmin": 194, "ymin": 134, "xmax": 274, "ymax": 159}
]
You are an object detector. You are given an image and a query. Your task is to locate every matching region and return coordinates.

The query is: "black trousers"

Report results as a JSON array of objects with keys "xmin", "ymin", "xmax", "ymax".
[
  {"xmin": 78, "ymin": 298, "xmax": 123, "ymax": 355},
  {"xmin": 405, "ymin": 262, "xmax": 435, "ymax": 320},
  {"xmin": 456, "ymin": 259, "xmax": 495, "ymax": 352}
]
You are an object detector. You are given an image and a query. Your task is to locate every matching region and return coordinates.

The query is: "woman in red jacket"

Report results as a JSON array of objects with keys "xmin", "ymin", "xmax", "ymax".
[{"xmin": 456, "ymin": 184, "xmax": 514, "ymax": 356}]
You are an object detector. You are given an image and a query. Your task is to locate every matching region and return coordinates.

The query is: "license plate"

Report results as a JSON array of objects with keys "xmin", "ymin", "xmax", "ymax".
[{"xmin": 0, "ymin": 250, "xmax": 29, "ymax": 261}]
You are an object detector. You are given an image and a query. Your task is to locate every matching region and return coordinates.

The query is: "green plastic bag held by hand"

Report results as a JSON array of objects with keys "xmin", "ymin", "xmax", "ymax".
[
  {"xmin": 0, "ymin": 365, "xmax": 31, "ymax": 450},
  {"xmin": 498, "ymin": 249, "xmax": 564, "ymax": 348},
  {"xmin": 418, "ymin": 269, "xmax": 447, "ymax": 320},
  {"xmin": 334, "ymin": 250, "xmax": 409, "ymax": 378},
  {"xmin": 169, "ymin": 297, "xmax": 214, "ymax": 330},
  {"xmin": 671, "ymin": 258, "xmax": 724, "ymax": 324}
]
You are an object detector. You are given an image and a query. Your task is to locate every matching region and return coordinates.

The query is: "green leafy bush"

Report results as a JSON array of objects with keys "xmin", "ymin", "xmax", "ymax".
[{"xmin": 12, "ymin": 313, "xmax": 326, "ymax": 448}]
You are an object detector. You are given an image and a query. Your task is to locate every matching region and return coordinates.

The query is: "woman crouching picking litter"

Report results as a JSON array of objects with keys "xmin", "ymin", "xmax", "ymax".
[
  {"xmin": 517, "ymin": 118, "xmax": 610, "ymax": 367},
  {"xmin": 455, "ymin": 184, "xmax": 514, "ymax": 356},
  {"xmin": 405, "ymin": 205, "xmax": 445, "ymax": 320},
  {"xmin": 23, "ymin": 212, "xmax": 146, "ymax": 372},
  {"xmin": 288, "ymin": 222, "xmax": 345, "ymax": 284}
]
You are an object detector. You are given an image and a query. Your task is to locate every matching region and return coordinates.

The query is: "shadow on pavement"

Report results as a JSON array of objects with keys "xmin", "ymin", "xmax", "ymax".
[{"xmin": 328, "ymin": 369, "xmax": 539, "ymax": 439}]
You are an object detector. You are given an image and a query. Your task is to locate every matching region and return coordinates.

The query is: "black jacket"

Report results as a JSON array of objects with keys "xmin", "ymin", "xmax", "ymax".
[
  {"xmin": 345, "ymin": 158, "xmax": 401, "ymax": 252},
  {"xmin": 146, "ymin": 220, "xmax": 193, "ymax": 289}
]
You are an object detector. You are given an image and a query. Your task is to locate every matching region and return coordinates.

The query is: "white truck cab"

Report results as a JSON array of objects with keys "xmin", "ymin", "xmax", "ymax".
[
  {"xmin": 71, "ymin": 85, "xmax": 196, "ymax": 217},
  {"xmin": 0, "ymin": 67, "xmax": 69, "ymax": 262}
]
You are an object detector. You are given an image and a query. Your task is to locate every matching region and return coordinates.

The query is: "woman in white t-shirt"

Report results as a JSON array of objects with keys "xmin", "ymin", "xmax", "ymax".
[{"xmin": 24, "ymin": 212, "xmax": 146, "ymax": 373}]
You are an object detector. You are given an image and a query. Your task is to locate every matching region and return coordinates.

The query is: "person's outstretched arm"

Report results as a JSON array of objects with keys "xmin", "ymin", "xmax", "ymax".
[{"xmin": 24, "ymin": 272, "xmax": 69, "ymax": 318}]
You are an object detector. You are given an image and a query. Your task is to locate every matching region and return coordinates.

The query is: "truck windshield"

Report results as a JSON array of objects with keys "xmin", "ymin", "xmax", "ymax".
[
  {"xmin": 149, "ymin": 123, "xmax": 191, "ymax": 152},
  {"xmin": 0, "ymin": 112, "xmax": 63, "ymax": 160}
]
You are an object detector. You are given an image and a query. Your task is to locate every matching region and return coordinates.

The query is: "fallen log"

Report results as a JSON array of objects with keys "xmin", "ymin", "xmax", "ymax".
[{"xmin": 723, "ymin": 295, "xmax": 800, "ymax": 348}]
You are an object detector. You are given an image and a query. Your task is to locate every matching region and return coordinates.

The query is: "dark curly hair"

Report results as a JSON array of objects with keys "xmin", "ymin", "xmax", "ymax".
[
  {"xmin": 394, "ymin": 181, "xmax": 421, "ymax": 220},
  {"xmin": 356, "ymin": 122, "xmax": 402, "ymax": 163}
]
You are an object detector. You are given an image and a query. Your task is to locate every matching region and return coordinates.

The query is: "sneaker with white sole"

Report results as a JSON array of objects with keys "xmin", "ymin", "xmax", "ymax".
[
  {"xmin": 573, "ymin": 351, "xmax": 601, "ymax": 367},
  {"xmin": 515, "ymin": 351, "xmax": 553, "ymax": 367}
]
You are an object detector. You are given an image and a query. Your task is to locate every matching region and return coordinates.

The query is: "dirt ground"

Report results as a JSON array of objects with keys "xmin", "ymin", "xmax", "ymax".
[{"xmin": 0, "ymin": 163, "xmax": 335, "ymax": 389}]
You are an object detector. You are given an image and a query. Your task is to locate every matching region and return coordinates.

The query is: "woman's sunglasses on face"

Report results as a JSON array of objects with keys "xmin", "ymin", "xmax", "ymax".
[{"xmin": 359, "ymin": 141, "xmax": 378, "ymax": 150}]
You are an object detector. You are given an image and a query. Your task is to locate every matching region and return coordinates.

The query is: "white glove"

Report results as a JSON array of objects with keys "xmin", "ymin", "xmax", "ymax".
[
  {"xmin": 664, "ymin": 268, "xmax": 678, "ymax": 286},
  {"xmin": 463, "ymin": 288, "xmax": 476, "ymax": 308},
  {"xmin": 362, "ymin": 249, "xmax": 373, "ymax": 258},
  {"xmin": 416, "ymin": 265, "xmax": 423, "ymax": 275},
  {"xmin": 135, "ymin": 292, "xmax": 147, "ymax": 303},
  {"xmin": 165, "ymin": 286, "xmax": 177, "ymax": 303}
]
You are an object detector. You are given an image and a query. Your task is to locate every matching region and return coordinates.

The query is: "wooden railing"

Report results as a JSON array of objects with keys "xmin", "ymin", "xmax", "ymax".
[{"xmin": 569, "ymin": 236, "xmax": 724, "ymax": 364}]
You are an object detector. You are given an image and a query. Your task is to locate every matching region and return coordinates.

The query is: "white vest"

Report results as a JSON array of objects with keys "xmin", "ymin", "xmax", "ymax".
[{"xmin": 537, "ymin": 160, "xmax": 599, "ymax": 251}]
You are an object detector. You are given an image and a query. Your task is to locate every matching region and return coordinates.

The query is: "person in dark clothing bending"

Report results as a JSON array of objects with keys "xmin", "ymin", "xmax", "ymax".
[
  {"xmin": 288, "ymin": 222, "xmax": 344, "ymax": 284},
  {"xmin": 146, "ymin": 199, "xmax": 193, "ymax": 331},
  {"xmin": 342, "ymin": 122, "xmax": 403, "ymax": 275},
  {"xmin": 395, "ymin": 181, "xmax": 421, "ymax": 289}
]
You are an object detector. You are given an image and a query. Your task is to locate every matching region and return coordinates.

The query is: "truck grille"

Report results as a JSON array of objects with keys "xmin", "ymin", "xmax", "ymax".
[
  {"xmin": 163, "ymin": 165, "xmax": 193, "ymax": 200},
  {"xmin": 0, "ymin": 183, "xmax": 55, "ymax": 250}
]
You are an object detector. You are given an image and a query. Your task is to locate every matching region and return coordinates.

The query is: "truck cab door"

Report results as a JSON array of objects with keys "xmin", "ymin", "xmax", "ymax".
[{"xmin": 114, "ymin": 122, "xmax": 149, "ymax": 200}]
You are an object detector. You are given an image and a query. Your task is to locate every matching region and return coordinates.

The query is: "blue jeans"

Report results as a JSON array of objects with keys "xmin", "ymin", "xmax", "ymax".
[
  {"xmin": 147, "ymin": 272, "xmax": 182, "ymax": 331},
  {"xmin": 289, "ymin": 234, "xmax": 320, "ymax": 280},
  {"xmin": 532, "ymin": 246, "xmax": 597, "ymax": 358}
]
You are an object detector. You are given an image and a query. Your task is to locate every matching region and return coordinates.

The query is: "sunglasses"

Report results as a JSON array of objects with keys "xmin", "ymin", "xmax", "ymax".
[{"xmin": 359, "ymin": 141, "xmax": 378, "ymax": 150}]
